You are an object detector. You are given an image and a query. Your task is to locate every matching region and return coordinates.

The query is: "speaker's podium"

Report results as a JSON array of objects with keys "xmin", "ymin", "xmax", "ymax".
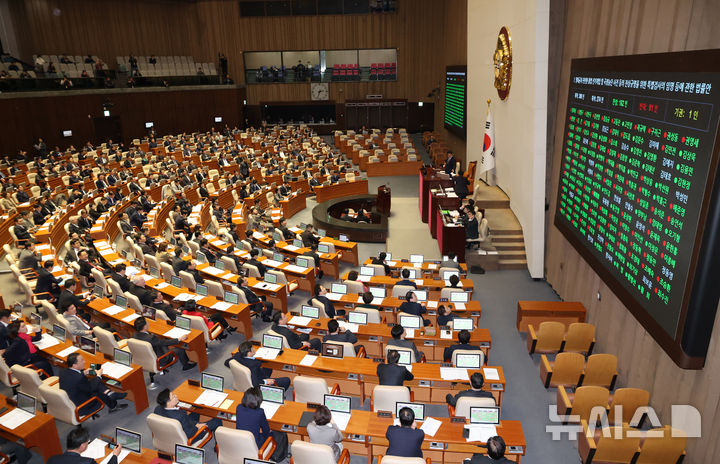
[{"xmin": 377, "ymin": 185, "xmax": 391, "ymax": 215}]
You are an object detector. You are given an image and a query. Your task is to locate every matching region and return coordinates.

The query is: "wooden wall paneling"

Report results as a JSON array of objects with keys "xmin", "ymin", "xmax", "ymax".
[{"xmin": 544, "ymin": 1, "xmax": 720, "ymax": 461}]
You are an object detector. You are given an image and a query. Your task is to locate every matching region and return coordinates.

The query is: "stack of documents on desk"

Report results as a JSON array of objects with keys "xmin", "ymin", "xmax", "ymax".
[
  {"xmin": 211, "ymin": 301, "xmax": 233, "ymax": 311},
  {"xmin": 482, "ymin": 368, "xmax": 500, "ymax": 381},
  {"xmin": 0, "ymin": 408, "xmax": 33, "ymax": 429},
  {"xmin": 440, "ymin": 367, "xmax": 469, "ymax": 381},
  {"xmin": 263, "ymin": 259, "xmax": 283, "ymax": 267},
  {"xmin": 285, "ymin": 245, "xmax": 300, "ymax": 251},
  {"xmin": 261, "ymin": 401, "xmax": 282, "ymax": 419},
  {"xmin": 58, "ymin": 346, "xmax": 80, "ymax": 357},
  {"xmin": 325, "ymin": 292, "xmax": 342, "ymax": 301},
  {"xmin": 155, "ymin": 282, "xmax": 170, "ymax": 289},
  {"xmin": 289, "ymin": 316, "xmax": 312, "ymax": 326},
  {"xmin": 465, "ymin": 424, "xmax": 497, "ymax": 442},
  {"xmin": 195, "ymin": 389, "xmax": 228, "ymax": 408},
  {"xmin": 173, "ymin": 293, "xmax": 194, "ymax": 302},
  {"xmin": 122, "ymin": 313, "xmax": 141, "ymax": 323},
  {"xmin": 331, "ymin": 412, "xmax": 351, "ymax": 431},
  {"xmin": 420, "ymin": 417, "xmax": 442, "ymax": 436},
  {"xmin": 164, "ymin": 327, "xmax": 191, "ymax": 339},
  {"xmin": 338, "ymin": 321, "xmax": 359, "ymax": 333},
  {"xmin": 253, "ymin": 232, "xmax": 266, "ymax": 240},
  {"xmin": 299, "ymin": 354, "xmax": 317, "ymax": 366},
  {"xmin": 254, "ymin": 347, "xmax": 280, "ymax": 360},
  {"xmin": 33, "ymin": 333, "xmax": 61, "ymax": 350},
  {"xmin": 102, "ymin": 305, "xmax": 125, "ymax": 315},
  {"xmin": 81, "ymin": 439, "xmax": 109, "ymax": 459},
  {"xmin": 125, "ymin": 266, "xmax": 140, "ymax": 277},
  {"xmin": 102, "ymin": 361, "xmax": 133, "ymax": 379},
  {"xmin": 356, "ymin": 275, "xmax": 371, "ymax": 282},
  {"xmin": 282, "ymin": 264, "xmax": 305, "ymax": 273},
  {"xmin": 204, "ymin": 267, "xmax": 224, "ymax": 276},
  {"xmin": 211, "ymin": 240, "xmax": 225, "ymax": 247}
]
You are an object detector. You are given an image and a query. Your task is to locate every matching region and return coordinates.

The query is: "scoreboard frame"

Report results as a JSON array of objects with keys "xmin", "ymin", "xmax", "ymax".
[
  {"xmin": 444, "ymin": 65, "xmax": 467, "ymax": 139},
  {"xmin": 554, "ymin": 49, "xmax": 720, "ymax": 369}
]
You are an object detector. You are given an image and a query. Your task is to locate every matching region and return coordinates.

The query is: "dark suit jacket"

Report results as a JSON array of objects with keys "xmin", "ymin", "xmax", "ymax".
[
  {"xmin": 36, "ymin": 268, "xmax": 62, "ymax": 295},
  {"xmin": 48, "ymin": 452, "xmax": 117, "ymax": 464},
  {"xmin": 247, "ymin": 258, "xmax": 266, "ymax": 277},
  {"xmin": 58, "ymin": 368, "xmax": 96, "ymax": 407},
  {"xmin": 0, "ymin": 323, "xmax": 9, "ymax": 350},
  {"xmin": 467, "ymin": 455, "xmax": 512, "ymax": 464},
  {"xmin": 371, "ymin": 258, "xmax": 391, "ymax": 275},
  {"xmin": 443, "ymin": 343, "xmax": 482, "ymax": 363},
  {"xmin": 235, "ymin": 405, "xmax": 271, "ymax": 447},
  {"xmin": 312, "ymin": 295, "xmax": 337, "ymax": 318},
  {"xmin": 376, "ymin": 363, "xmax": 413, "ymax": 386},
  {"xmin": 280, "ymin": 227, "xmax": 294, "ymax": 241},
  {"xmin": 446, "ymin": 388, "xmax": 495, "ymax": 407},
  {"xmin": 129, "ymin": 284, "xmax": 153, "ymax": 306},
  {"xmin": 133, "ymin": 331, "xmax": 178, "ymax": 356},
  {"xmin": 224, "ymin": 354, "xmax": 271, "ymax": 387},
  {"xmin": 271, "ymin": 324, "xmax": 304, "ymax": 349},
  {"xmin": 399, "ymin": 301, "xmax": 426, "ymax": 317},
  {"xmin": 65, "ymin": 248, "xmax": 81, "ymax": 263},
  {"xmin": 444, "ymin": 156, "xmax": 457, "ymax": 175},
  {"xmin": 396, "ymin": 279, "xmax": 417, "ymax": 289},
  {"xmin": 385, "ymin": 425, "xmax": 424, "ymax": 457},
  {"xmin": 387, "ymin": 339, "xmax": 421, "ymax": 363},
  {"xmin": 111, "ymin": 272, "xmax": 131, "ymax": 292},
  {"xmin": 323, "ymin": 331, "xmax": 358, "ymax": 344},
  {"xmin": 466, "ymin": 218, "xmax": 479, "ymax": 239},
  {"xmin": 58, "ymin": 289, "xmax": 86, "ymax": 309},
  {"xmin": 153, "ymin": 405, "xmax": 200, "ymax": 439}
]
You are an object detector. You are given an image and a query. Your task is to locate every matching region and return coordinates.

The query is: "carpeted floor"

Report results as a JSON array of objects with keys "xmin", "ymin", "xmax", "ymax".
[{"xmin": 0, "ymin": 136, "xmax": 581, "ymax": 463}]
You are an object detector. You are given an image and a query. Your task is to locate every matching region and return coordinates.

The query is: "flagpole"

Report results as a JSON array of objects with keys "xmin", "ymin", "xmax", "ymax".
[{"xmin": 485, "ymin": 99, "xmax": 491, "ymax": 185}]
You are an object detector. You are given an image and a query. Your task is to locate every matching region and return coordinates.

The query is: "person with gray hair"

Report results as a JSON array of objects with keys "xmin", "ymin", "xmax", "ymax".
[{"xmin": 129, "ymin": 274, "xmax": 153, "ymax": 305}]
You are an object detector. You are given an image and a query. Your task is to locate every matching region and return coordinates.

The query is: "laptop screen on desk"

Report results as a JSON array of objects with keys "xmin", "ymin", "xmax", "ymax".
[
  {"xmin": 260, "ymin": 385, "xmax": 284, "ymax": 404},
  {"xmin": 175, "ymin": 315, "xmax": 191, "ymax": 330},
  {"xmin": 17, "ymin": 392, "xmax": 35, "ymax": 415},
  {"xmin": 470, "ymin": 407, "xmax": 500, "ymax": 425},
  {"xmin": 116, "ymin": 427, "xmax": 142, "ymax": 454},
  {"xmin": 455, "ymin": 353, "xmax": 482, "ymax": 369},
  {"xmin": 442, "ymin": 270, "xmax": 460, "ymax": 280},
  {"xmin": 264, "ymin": 273, "xmax": 277, "ymax": 284},
  {"xmin": 360, "ymin": 266, "xmax": 374, "ymax": 276},
  {"xmin": 263, "ymin": 334, "xmax": 283, "ymax": 350},
  {"xmin": 369, "ymin": 287, "xmax": 385, "ymax": 299},
  {"xmin": 296, "ymin": 257, "xmax": 311, "ymax": 268},
  {"xmin": 321, "ymin": 343, "xmax": 343, "ymax": 358},
  {"xmin": 273, "ymin": 252, "xmax": 284, "ymax": 262},
  {"xmin": 52, "ymin": 324, "xmax": 66, "ymax": 342},
  {"xmin": 142, "ymin": 305, "xmax": 156, "ymax": 319},
  {"xmin": 450, "ymin": 292, "xmax": 469, "ymax": 303},
  {"xmin": 301, "ymin": 305, "xmax": 319, "ymax": 319},
  {"xmin": 338, "ymin": 234, "xmax": 349, "ymax": 242},
  {"xmin": 331, "ymin": 283, "xmax": 347, "ymax": 294},
  {"xmin": 224, "ymin": 291, "xmax": 239, "ymax": 304},
  {"xmin": 293, "ymin": 239, "xmax": 303, "ymax": 248},
  {"xmin": 413, "ymin": 290, "xmax": 427, "ymax": 302},
  {"xmin": 196, "ymin": 252, "xmax": 206, "ymax": 264},
  {"xmin": 410, "ymin": 254, "xmax": 424, "ymax": 264},
  {"xmin": 195, "ymin": 284, "xmax": 208, "ymax": 297},
  {"xmin": 318, "ymin": 244, "xmax": 329, "ymax": 254},
  {"xmin": 318, "ymin": 229, "xmax": 326, "ymax": 237},
  {"xmin": 405, "ymin": 268, "xmax": 418, "ymax": 279},
  {"xmin": 114, "ymin": 347, "xmax": 132, "ymax": 367},
  {"xmin": 79, "ymin": 336, "xmax": 96, "ymax": 354},
  {"xmin": 347, "ymin": 311, "xmax": 368, "ymax": 325},
  {"xmin": 324, "ymin": 394, "xmax": 351, "ymax": 414},
  {"xmin": 215, "ymin": 260, "xmax": 225, "ymax": 271},
  {"xmin": 171, "ymin": 275, "xmax": 182, "ymax": 288},
  {"xmin": 201, "ymin": 372, "xmax": 224, "ymax": 392},
  {"xmin": 396, "ymin": 402, "xmax": 425, "ymax": 421},
  {"xmin": 399, "ymin": 315, "xmax": 421, "ymax": 329},
  {"xmin": 115, "ymin": 294, "xmax": 127, "ymax": 309},
  {"xmin": 175, "ymin": 444, "xmax": 204, "ymax": 464},
  {"xmin": 453, "ymin": 317, "xmax": 473, "ymax": 331},
  {"xmin": 395, "ymin": 349, "xmax": 412, "ymax": 366},
  {"xmin": 148, "ymin": 267, "xmax": 160, "ymax": 279},
  {"xmin": 272, "ymin": 232, "xmax": 281, "ymax": 242},
  {"xmin": 93, "ymin": 285, "xmax": 104, "ymax": 298}
]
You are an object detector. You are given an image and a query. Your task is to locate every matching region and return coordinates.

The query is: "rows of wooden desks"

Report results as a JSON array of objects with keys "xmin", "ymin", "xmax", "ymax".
[
  {"xmin": 173, "ymin": 378, "xmax": 526, "ymax": 463},
  {"xmin": 0, "ymin": 394, "xmax": 62, "ymax": 461},
  {"xmin": 251, "ymin": 347, "xmax": 506, "ymax": 406},
  {"xmin": 286, "ymin": 315, "xmax": 491, "ymax": 363},
  {"xmin": 252, "ymin": 227, "xmax": 360, "ymax": 267},
  {"xmin": 339, "ymin": 272, "xmax": 475, "ymax": 300},
  {"xmin": 314, "ymin": 179, "xmax": 369, "ymax": 203},
  {"xmin": 361, "ymin": 258, "xmax": 469, "ymax": 278}
]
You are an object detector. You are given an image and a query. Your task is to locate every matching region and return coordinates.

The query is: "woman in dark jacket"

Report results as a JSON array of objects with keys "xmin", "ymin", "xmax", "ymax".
[
  {"xmin": 235, "ymin": 386, "xmax": 288, "ymax": 461},
  {"xmin": 3, "ymin": 321, "xmax": 54, "ymax": 379}
]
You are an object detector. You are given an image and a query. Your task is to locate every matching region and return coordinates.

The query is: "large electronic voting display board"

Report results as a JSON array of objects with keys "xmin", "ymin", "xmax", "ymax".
[{"xmin": 554, "ymin": 50, "xmax": 720, "ymax": 368}]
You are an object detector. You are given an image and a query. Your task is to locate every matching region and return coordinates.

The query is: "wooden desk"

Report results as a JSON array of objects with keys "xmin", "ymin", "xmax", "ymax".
[
  {"xmin": 280, "ymin": 192, "xmax": 306, "ymax": 219},
  {"xmin": 315, "ymin": 179, "xmax": 369, "ymax": 204},
  {"xmin": 94, "ymin": 447, "xmax": 159, "ymax": 463},
  {"xmin": 195, "ymin": 262, "xmax": 290, "ymax": 312},
  {"xmin": 38, "ymin": 335, "xmax": 149, "ymax": 414},
  {"xmin": 430, "ymin": 192, "xmax": 461, "ymax": 239},
  {"xmin": 516, "ymin": 301, "xmax": 587, "ymax": 332},
  {"xmin": 173, "ymin": 381, "xmax": 525, "ymax": 463},
  {"xmin": 339, "ymin": 273, "xmax": 474, "ymax": 299},
  {"xmin": 87, "ymin": 298, "xmax": 209, "ymax": 371},
  {"xmin": 286, "ymin": 316, "xmax": 491, "ymax": 362},
  {"xmin": 257, "ymin": 348, "xmax": 506, "ymax": 406},
  {"xmin": 0, "ymin": 395, "xmax": 62, "ymax": 461},
  {"xmin": 361, "ymin": 258, "xmax": 469, "ymax": 279},
  {"xmin": 419, "ymin": 168, "xmax": 453, "ymax": 223},
  {"xmin": 436, "ymin": 208, "xmax": 467, "ymax": 263}
]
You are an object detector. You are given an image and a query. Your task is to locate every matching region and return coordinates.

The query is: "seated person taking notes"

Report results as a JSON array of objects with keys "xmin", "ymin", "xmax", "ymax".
[{"xmin": 48, "ymin": 426, "xmax": 122, "ymax": 464}]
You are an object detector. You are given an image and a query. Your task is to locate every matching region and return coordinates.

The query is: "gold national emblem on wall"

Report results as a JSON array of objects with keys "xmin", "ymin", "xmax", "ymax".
[{"xmin": 494, "ymin": 26, "xmax": 512, "ymax": 100}]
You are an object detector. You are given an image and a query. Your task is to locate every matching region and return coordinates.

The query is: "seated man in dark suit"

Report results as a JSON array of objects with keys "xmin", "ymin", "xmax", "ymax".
[
  {"xmin": 371, "ymin": 252, "xmax": 391, "ymax": 275},
  {"xmin": 154, "ymin": 388, "xmax": 221, "ymax": 443},
  {"xmin": 323, "ymin": 319, "xmax": 364, "ymax": 355},
  {"xmin": 57, "ymin": 279, "xmax": 93, "ymax": 323},
  {"xmin": 110, "ymin": 264, "xmax": 131, "ymax": 292},
  {"xmin": 247, "ymin": 248, "xmax": 267, "ymax": 277},
  {"xmin": 172, "ymin": 248, "xmax": 189, "ymax": 275},
  {"xmin": 278, "ymin": 217, "xmax": 295, "ymax": 241},
  {"xmin": 446, "ymin": 372, "xmax": 495, "ymax": 407},
  {"xmin": 224, "ymin": 341, "xmax": 290, "ymax": 389},
  {"xmin": 0, "ymin": 310, "xmax": 11, "ymax": 351},
  {"xmin": 35, "ymin": 259, "xmax": 62, "ymax": 300},
  {"xmin": 376, "ymin": 349, "xmax": 414, "ymax": 386},
  {"xmin": 395, "ymin": 268, "xmax": 417, "ymax": 288},
  {"xmin": 386, "ymin": 324, "xmax": 423, "ymax": 362},
  {"xmin": 443, "ymin": 329, "xmax": 483, "ymax": 362},
  {"xmin": 271, "ymin": 311, "xmax": 322, "ymax": 351},
  {"xmin": 129, "ymin": 275, "xmax": 153, "ymax": 306},
  {"xmin": 339, "ymin": 208, "xmax": 354, "ymax": 222},
  {"xmin": 59, "ymin": 352, "xmax": 128, "ymax": 415},
  {"xmin": 132, "ymin": 317, "xmax": 196, "ymax": 371},
  {"xmin": 385, "ymin": 406, "xmax": 425, "ymax": 458},
  {"xmin": 465, "ymin": 209, "xmax": 479, "ymax": 246},
  {"xmin": 300, "ymin": 224, "xmax": 319, "ymax": 247},
  {"xmin": 48, "ymin": 426, "xmax": 122, "ymax": 464},
  {"xmin": 466, "ymin": 436, "xmax": 513, "ymax": 464},
  {"xmin": 309, "ymin": 284, "xmax": 343, "ymax": 318},
  {"xmin": 398, "ymin": 291, "xmax": 431, "ymax": 326},
  {"xmin": 238, "ymin": 276, "xmax": 273, "ymax": 321}
]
